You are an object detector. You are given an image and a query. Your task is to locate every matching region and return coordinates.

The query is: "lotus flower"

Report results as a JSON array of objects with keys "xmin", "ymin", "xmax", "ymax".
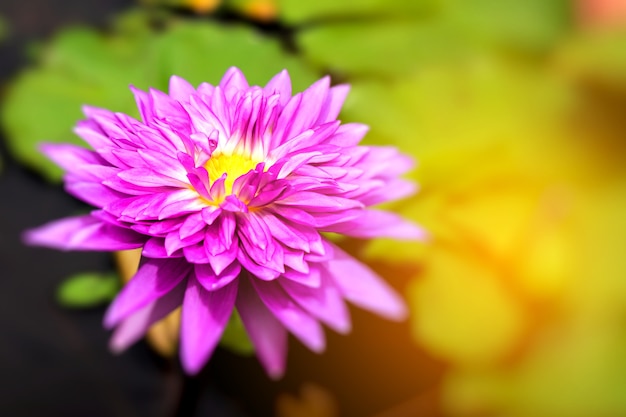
[{"xmin": 25, "ymin": 67, "xmax": 425, "ymax": 378}]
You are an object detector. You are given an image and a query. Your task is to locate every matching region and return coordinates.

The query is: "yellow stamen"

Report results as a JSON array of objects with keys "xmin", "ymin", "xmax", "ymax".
[{"xmin": 205, "ymin": 152, "xmax": 259, "ymax": 198}]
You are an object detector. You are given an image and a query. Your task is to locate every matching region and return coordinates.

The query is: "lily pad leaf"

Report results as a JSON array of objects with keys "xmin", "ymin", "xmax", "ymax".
[
  {"xmin": 1, "ymin": 13, "xmax": 317, "ymax": 182},
  {"xmin": 277, "ymin": 0, "xmax": 436, "ymax": 23},
  {"xmin": 57, "ymin": 272, "xmax": 120, "ymax": 308},
  {"xmin": 297, "ymin": 20, "xmax": 464, "ymax": 79}
]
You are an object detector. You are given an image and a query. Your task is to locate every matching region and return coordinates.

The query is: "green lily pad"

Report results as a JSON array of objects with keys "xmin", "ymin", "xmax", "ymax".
[
  {"xmin": 277, "ymin": 0, "xmax": 436, "ymax": 23},
  {"xmin": 1, "ymin": 12, "xmax": 317, "ymax": 182},
  {"xmin": 297, "ymin": 19, "xmax": 465, "ymax": 78},
  {"xmin": 57, "ymin": 271, "xmax": 120, "ymax": 308},
  {"xmin": 441, "ymin": 0, "xmax": 572, "ymax": 52}
]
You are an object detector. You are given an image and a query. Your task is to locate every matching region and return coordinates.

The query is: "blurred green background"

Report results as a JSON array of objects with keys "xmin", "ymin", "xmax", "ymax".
[{"xmin": 2, "ymin": 0, "xmax": 626, "ymax": 416}]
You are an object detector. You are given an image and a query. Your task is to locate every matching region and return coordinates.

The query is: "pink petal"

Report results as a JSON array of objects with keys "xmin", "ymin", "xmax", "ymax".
[
  {"xmin": 280, "ymin": 274, "xmax": 351, "ymax": 334},
  {"xmin": 40, "ymin": 143, "xmax": 107, "ymax": 172},
  {"xmin": 180, "ymin": 278, "xmax": 238, "ymax": 374},
  {"xmin": 356, "ymin": 179, "xmax": 417, "ymax": 206},
  {"xmin": 194, "ymin": 262, "xmax": 241, "ymax": 291},
  {"xmin": 236, "ymin": 278, "xmax": 287, "ymax": 379},
  {"xmin": 322, "ymin": 242, "xmax": 408, "ymax": 321},
  {"xmin": 250, "ymin": 278, "xmax": 325, "ymax": 353},
  {"xmin": 264, "ymin": 69, "xmax": 292, "ymax": 106},
  {"xmin": 327, "ymin": 123, "xmax": 369, "ymax": 147},
  {"xmin": 104, "ymin": 257, "xmax": 191, "ymax": 328},
  {"xmin": 117, "ymin": 168, "xmax": 188, "ymax": 188},
  {"xmin": 283, "ymin": 268, "xmax": 321, "ymax": 288},
  {"xmin": 23, "ymin": 215, "xmax": 145, "ymax": 251},
  {"xmin": 322, "ymin": 210, "xmax": 428, "ymax": 240},
  {"xmin": 169, "ymin": 75, "xmax": 197, "ymax": 103},
  {"xmin": 276, "ymin": 191, "xmax": 363, "ymax": 212},
  {"xmin": 317, "ymin": 84, "xmax": 350, "ymax": 124},
  {"xmin": 65, "ymin": 181, "xmax": 123, "ymax": 207},
  {"xmin": 219, "ymin": 67, "xmax": 249, "ymax": 100},
  {"xmin": 130, "ymin": 86, "xmax": 154, "ymax": 123},
  {"xmin": 205, "ymin": 240, "xmax": 237, "ymax": 275},
  {"xmin": 279, "ymin": 77, "xmax": 330, "ymax": 142},
  {"xmin": 109, "ymin": 279, "xmax": 186, "ymax": 353}
]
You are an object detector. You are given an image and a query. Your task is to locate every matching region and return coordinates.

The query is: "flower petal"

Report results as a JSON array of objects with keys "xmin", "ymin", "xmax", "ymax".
[
  {"xmin": 195, "ymin": 262, "xmax": 241, "ymax": 291},
  {"xmin": 322, "ymin": 242, "xmax": 408, "ymax": 321},
  {"xmin": 180, "ymin": 278, "xmax": 238, "ymax": 374},
  {"xmin": 23, "ymin": 215, "xmax": 145, "ymax": 251},
  {"xmin": 104, "ymin": 257, "xmax": 191, "ymax": 328},
  {"xmin": 322, "ymin": 210, "xmax": 428, "ymax": 240},
  {"xmin": 280, "ymin": 273, "xmax": 351, "ymax": 334},
  {"xmin": 250, "ymin": 278, "xmax": 325, "ymax": 353},
  {"xmin": 236, "ymin": 278, "xmax": 287, "ymax": 379},
  {"xmin": 109, "ymin": 279, "xmax": 186, "ymax": 353}
]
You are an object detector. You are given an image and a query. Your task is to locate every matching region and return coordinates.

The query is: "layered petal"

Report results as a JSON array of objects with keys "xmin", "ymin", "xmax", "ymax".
[
  {"xmin": 180, "ymin": 278, "xmax": 238, "ymax": 374},
  {"xmin": 236, "ymin": 278, "xmax": 288, "ymax": 379},
  {"xmin": 104, "ymin": 257, "xmax": 191, "ymax": 328},
  {"xmin": 24, "ymin": 215, "xmax": 145, "ymax": 251},
  {"xmin": 322, "ymin": 242, "xmax": 408, "ymax": 321},
  {"xmin": 109, "ymin": 280, "xmax": 186, "ymax": 352}
]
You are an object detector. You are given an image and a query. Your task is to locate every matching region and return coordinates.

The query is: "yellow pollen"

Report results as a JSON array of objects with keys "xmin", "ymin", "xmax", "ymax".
[{"xmin": 205, "ymin": 152, "xmax": 259, "ymax": 197}]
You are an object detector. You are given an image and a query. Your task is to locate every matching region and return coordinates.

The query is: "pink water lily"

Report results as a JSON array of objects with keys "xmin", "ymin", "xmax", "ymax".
[{"xmin": 25, "ymin": 67, "xmax": 425, "ymax": 378}]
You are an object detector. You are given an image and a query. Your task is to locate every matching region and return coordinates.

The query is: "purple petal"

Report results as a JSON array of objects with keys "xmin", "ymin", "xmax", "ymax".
[
  {"xmin": 237, "ymin": 249, "xmax": 281, "ymax": 281},
  {"xmin": 164, "ymin": 228, "xmax": 204, "ymax": 255},
  {"xmin": 109, "ymin": 279, "xmax": 186, "ymax": 353},
  {"xmin": 179, "ymin": 212, "xmax": 206, "ymax": 240},
  {"xmin": 143, "ymin": 237, "xmax": 183, "ymax": 258},
  {"xmin": 65, "ymin": 181, "xmax": 124, "ymax": 207},
  {"xmin": 354, "ymin": 179, "xmax": 417, "ymax": 206},
  {"xmin": 169, "ymin": 75, "xmax": 197, "ymax": 103},
  {"xmin": 183, "ymin": 242, "xmax": 210, "ymax": 264},
  {"xmin": 74, "ymin": 119, "xmax": 110, "ymax": 150},
  {"xmin": 279, "ymin": 76, "xmax": 330, "ymax": 142},
  {"xmin": 194, "ymin": 262, "xmax": 241, "ymax": 291},
  {"xmin": 276, "ymin": 192, "xmax": 363, "ymax": 212},
  {"xmin": 327, "ymin": 123, "xmax": 369, "ymax": 147},
  {"xmin": 321, "ymin": 242, "xmax": 408, "ymax": 321},
  {"xmin": 322, "ymin": 210, "xmax": 428, "ymax": 240},
  {"xmin": 317, "ymin": 84, "xmax": 350, "ymax": 124},
  {"xmin": 24, "ymin": 215, "xmax": 145, "ymax": 251},
  {"xmin": 180, "ymin": 278, "xmax": 238, "ymax": 374},
  {"xmin": 257, "ymin": 212, "xmax": 312, "ymax": 252},
  {"xmin": 236, "ymin": 277, "xmax": 287, "ymax": 379},
  {"xmin": 104, "ymin": 257, "xmax": 191, "ymax": 328},
  {"xmin": 282, "ymin": 247, "xmax": 310, "ymax": 274},
  {"xmin": 264, "ymin": 69, "xmax": 292, "ymax": 106},
  {"xmin": 208, "ymin": 241, "xmax": 239, "ymax": 275},
  {"xmin": 130, "ymin": 86, "xmax": 154, "ymax": 123},
  {"xmin": 280, "ymin": 274, "xmax": 351, "ymax": 334},
  {"xmin": 201, "ymin": 206, "xmax": 222, "ymax": 225},
  {"xmin": 283, "ymin": 267, "xmax": 321, "ymax": 288},
  {"xmin": 219, "ymin": 67, "xmax": 249, "ymax": 100},
  {"xmin": 40, "ymin": 143, "xmax": 107, "ymax": 172},
  {"xmin": 117, "ymin": 168, "xmax": 188, "ymax": 188},
  {"xmin": 250, "ymin": 278, "xmax": 325, "ymax": 353}
]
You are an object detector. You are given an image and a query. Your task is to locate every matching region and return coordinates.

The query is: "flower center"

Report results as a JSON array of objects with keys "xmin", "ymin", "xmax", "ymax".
[{"xmin": 206, "ymin": 152, "xmax": 259, "ymax": 196}]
